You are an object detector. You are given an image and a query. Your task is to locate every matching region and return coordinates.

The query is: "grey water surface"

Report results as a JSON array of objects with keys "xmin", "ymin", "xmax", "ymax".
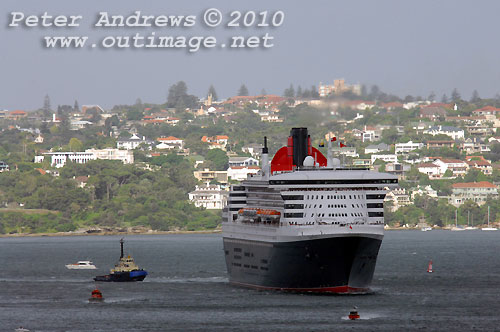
[{"xmin": 1, "ymin": 231, "xmax": 499, "ymax": 331}]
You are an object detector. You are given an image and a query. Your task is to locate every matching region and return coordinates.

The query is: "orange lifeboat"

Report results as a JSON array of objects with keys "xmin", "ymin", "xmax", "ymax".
[
  {"xmin": 238, "ymin": 208, "xmax": 281, "ymax": 224},
  {"xmin": 89, "ymin": 288, "xmax": 104, "ymax": 302}
]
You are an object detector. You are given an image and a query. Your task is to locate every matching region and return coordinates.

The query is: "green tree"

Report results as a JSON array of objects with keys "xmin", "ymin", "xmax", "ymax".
[
  {"xmin": 167, "ymin": 81, "xmax": 198, "ymax": 109},
  {"xmin": 470, "ymin": 90, "xmax": 480, "ymax": 103},
  {"xmin": 205, "ymin": 149, "xmax": 228, "ymax": 171},
  {"xmin": 208, "ymin": 85, "xmax": 218, "ymax": 101},
  {"xmin": 68, "ymin": 138, "xmax": 83, "ymax": 152},
  {"xmin": 451, "ymin": 88, "xmax": 461, "ymax": 102},
  {"xmin": 167, "ymin": 81, "xmax": 188, "ymax": 107},
  {"xmin": 284, "ymin": 84, "xmax": 295, "ymax": 98},
  {"xmin": 237, "ymin": 84, "xmax": 249, "ymax": 96},
  {"xmin": 127, "ymin": 109, "xmax": 143, "ymax": 121}
]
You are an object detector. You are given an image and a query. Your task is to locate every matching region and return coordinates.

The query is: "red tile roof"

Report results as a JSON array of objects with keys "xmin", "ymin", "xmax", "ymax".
[
  {"xmin": 472, "ymin": 106, "xmax": 500, "ymax": 113},
  {"xmin": 35, "ymin": 168, "xmax": 46, "ymax": 175},
  {"xmin": 75, "ymin": 176, "xmax": 89, "ymax": 183},
  {"xmin": 10, "ymin": 110, "xmax": 27, "ymax": 115},
  {"xmin": 418, "ymin": 163, "xmax": 439, "ymax": 168},
  {"xmin": 452, "ymin": 181, "xmax": 497, "ymax": 189},
  {"xmin": 437, "ymin": 158, "xmax": 466, "ymax": 164},
  {"xmin": 157, "ymin": 136, "xmax": 181, "ymax": 141},
  {"xmin": 229, "ymin": 166, "xmax": 260, "ymax": 169}
]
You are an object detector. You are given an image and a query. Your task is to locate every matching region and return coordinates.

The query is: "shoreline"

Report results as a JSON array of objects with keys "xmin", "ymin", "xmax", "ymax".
[
  {"xmin": 3, "ymin": 226, "xmax": 495, "ymax": 238},
  {"xmin": 0, "ymin": 229, "xmax": 222, "ymax": 238}
]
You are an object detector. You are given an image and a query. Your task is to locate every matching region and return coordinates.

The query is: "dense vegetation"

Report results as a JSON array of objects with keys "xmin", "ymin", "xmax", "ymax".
[
  {"xmin": 0, "ymin": 157, "xmax": 219, "ymax": 234},
  {"xmin": 1, "ymin": 83, "xmax": 500, "ymax": 233}
]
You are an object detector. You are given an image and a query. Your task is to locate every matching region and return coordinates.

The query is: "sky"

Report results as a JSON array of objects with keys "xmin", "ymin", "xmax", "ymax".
[{"xmin": 1, "ymin": 0, "xmax": 500, "ymax": 110}]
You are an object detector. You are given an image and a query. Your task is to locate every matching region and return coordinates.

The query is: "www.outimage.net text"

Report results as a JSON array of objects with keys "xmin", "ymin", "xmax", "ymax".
[{"xmin": 7, "ymin": 9, "xmax": 285, "ymax": 52}]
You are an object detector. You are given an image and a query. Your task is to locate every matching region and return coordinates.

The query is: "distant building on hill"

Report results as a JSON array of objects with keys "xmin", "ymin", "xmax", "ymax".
[
  {"xmin": 318, "ymin": 79, "xmax": 361, "ymax": 97},
  {"xmin": 228, "ymin": 157, "xmax": 259, "ymax": 167},
  {"xmin": 156, "ymin": 136, "xmax": 184, "ymax": 150},
  {"xmin": 423, "ymin": 125, "xmax": 464, "ymax": 140},
  {"xmin": 35, "ymin": 149, "xmax": 134, "ymax": 168},
  {"xmin": 364, "ymin": 143, "xmax": 390, "ymax": 155},
  {"xmin": 419, "ymin": 106, "xmax": 447, "ymax": 120},
  {"xmin": 395, "ymin": 141, "xmax": 424, "ymax": 154},
  {"xmin": 117, "ymin": 134, "xmax": 154, "ymax": 150},
  {"xmin": 188, "ymin": 185, "xmax": 228, "ymax": 209},
  {"xmin": 449, "ymin": 181, "xmax": 498, "ymax": 206},
  {"xmin": 193, "ymin": 169, "xmax": 228, "ymax": 184},
  {"xmin": 0, "ymin": 161, "xmax": 9, "ymax": 172},
  {"xmin": 201, "ymin": 135, "xmax": 229, "ymax": 150},
  {"xmin": 227, "ymin": 165, "xmax": 260, "ymax": 181}
]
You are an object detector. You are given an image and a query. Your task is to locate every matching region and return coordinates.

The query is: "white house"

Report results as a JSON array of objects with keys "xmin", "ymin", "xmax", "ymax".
[
  {"xmin": 449, "ymin": 181, "xmax": 499, "ymax": 207},
  {"xmin": 423, "ymin": 125, "xmax": 465, "ymax": 140},
  {"xmin": 188, "ymin": 185, "xmax": 228, "ymax": 209},
  {"xmin": 371, "ymin": 154, "xmax": 397, "ymax": 164},
  {"xmin": 433, "ymin": 158, "xmax": 468, "ymax": 177},
  {"xmin": 34, "ymin": 134, "xmax": 44, "ymax": 143},
  {"xmin": 227, "ymin": 166, "xmax": 260, "ymax": 181},
  {"xmin": 70, "ymin": 120, "xmax": 93, "ymax": 130},
  {"xmin": 117, "ymin": 134, "xmax": 154, "ymax": 150},
  {"xmin": 86, "ymin": 148, "xmax": 134, "ymax": 164},
  {"xmin": 395, "ymin": 141, "xmax": 424, "ymax": 154},
  {"xmin": 228, "ymin": 157, "xmax": 259, "ymax": 167},
  {"xmin": 156, "ymin": 136, "xmax": 184, "ymax": 150},
  {"xmin": 242, "ymin": 143, "xmax": 263, "ymax": 158},
  {"xmin": 39, "ymin": 152, "xmax": 97, "ymax": 168},
  {"xmin": 384, "ymin": 188, "xmax": 411, "ymax": 212},
  {"xmin": 202, "ymin": 135, "xmax": 229, "ymax": 150},
  {"xmin": 37, "ymin": 148, "xmax": 133, "ymax": 168},
  {"xmin": 364, "ymin": 143, "xmax": 390, "ymax": 155},
  {"xmin": 417, "ymin": 163, "xmax": 442, "ymax": 178},
  {"xmin": 362, "ymin": 125, "xmax": 382, "ymax": 142},
  {"xmin": 411, "ymin": 185, "xmax": 438, "ymax": 200}
]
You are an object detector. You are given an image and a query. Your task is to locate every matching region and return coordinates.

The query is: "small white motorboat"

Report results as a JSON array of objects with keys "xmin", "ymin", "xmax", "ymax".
[
  {"xmin": 65, "ymin": 260, "xmax": 97, "ymax": 270},
  {"xmin": 15, "ymin": 327, "xmax": 30, "ymax": 332}
]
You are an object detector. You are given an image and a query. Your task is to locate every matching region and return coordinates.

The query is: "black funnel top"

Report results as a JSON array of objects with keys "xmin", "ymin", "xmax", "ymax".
[{"xmin": 290, "ymin": 128, "xmax": 308, "ymax": 167}]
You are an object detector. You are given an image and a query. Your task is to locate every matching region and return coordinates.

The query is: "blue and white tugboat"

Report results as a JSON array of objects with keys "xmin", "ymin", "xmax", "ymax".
[{"xmin": 94, "ymin": 238, "xmax": 147, "ymax": 282}]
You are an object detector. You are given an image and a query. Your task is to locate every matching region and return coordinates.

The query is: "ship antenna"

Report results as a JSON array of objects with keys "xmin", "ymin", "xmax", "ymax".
[
  {"xmin": 261, "ymin": 136, "xmax": 269, "ymax": 178},
  {"xmin": 120, "ymin": 238, "xmax": 124, "ymax": 259}
]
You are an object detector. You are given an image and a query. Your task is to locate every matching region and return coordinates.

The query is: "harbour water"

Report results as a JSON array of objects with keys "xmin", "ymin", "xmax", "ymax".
[{"xmin": 1, "ymin": 231, "xmax": 500, "ymax": 331}]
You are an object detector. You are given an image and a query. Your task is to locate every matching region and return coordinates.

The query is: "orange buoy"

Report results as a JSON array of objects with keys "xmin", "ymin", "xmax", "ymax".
[{"xmin": 427, "ymin": 260, "xmax": 433, "ymax": 273}]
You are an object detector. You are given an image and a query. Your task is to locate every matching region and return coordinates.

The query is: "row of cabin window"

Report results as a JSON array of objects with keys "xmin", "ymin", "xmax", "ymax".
[
  {"xmin": 310, "ymin": 212, "xmax": 365, "ymax": 218},
  {"xmin": 306, "ymin": 194, "xmax": 364, "ymax": 200},
  {"xmin": 305, "ymin": 204, "xmax": 347, "ymax": 209}
]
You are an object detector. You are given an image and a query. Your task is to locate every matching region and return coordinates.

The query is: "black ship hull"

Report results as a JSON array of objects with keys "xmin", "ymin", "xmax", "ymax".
[
  {"xmin": 223, "ymin": 235, "xmax": 382, "ymax": 293},
  {"xmin": 94, "ymin": 270, "xmax": 147, "ymax": 282}
]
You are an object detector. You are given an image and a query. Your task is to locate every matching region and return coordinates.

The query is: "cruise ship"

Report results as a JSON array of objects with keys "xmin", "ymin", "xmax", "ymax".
[{"xmin": 222, "ymin": 128, "xmax": 398, "ymax": 293}]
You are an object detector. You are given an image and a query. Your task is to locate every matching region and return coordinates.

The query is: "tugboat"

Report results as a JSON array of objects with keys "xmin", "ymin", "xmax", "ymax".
[
  {"xmin": 89, "ymin": 288, "xmax": 104, "ymax": 302},
  {"xmin": 94, "ymin": 238, "xmax": 147, "ymax": 282}
]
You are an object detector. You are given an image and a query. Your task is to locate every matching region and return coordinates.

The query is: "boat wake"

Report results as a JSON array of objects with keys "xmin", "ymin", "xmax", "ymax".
[
  {"xmin": 341, "ymin": 312, "xmax": 383, "ymax": 320},
  {"xmin": 146, "ymin": 276, "xmax": 228, "ymax": 284}
]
